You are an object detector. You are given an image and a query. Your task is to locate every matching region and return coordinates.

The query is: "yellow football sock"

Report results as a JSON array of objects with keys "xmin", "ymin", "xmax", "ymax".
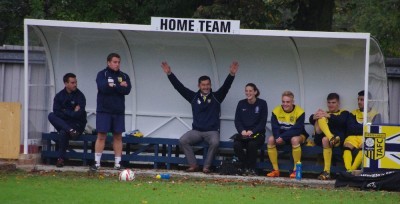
[
  {"xmin": 323, "ymin": 147, "xmax": 332, "ymax": 173},
  {"xmin": 351, "ymin": 151, "xmax": 363, "ymax": 170},
  {"xmin": 267, "ymin": 145, "xmax": 279, "ymax": 171},
  {"xmin": 317, "ymin": 117, "xmax": 334, "ymax": 140},
  {"xmin": 343, "ymin": 150, "xmax": 352, "ymax": 171},
  {"xmin": 292, "ymin": 145, "xmax": 301, "ymax": 171}
]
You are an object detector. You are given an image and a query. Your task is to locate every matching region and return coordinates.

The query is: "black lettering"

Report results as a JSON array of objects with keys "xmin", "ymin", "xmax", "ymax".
[
  {"xmin": 206, "ymin": 21, "xmax": 212, "ymax": 32},
  {"xmin": 169, "ymin": 19, "xmax": 176, "ymax": 30},
  {"xmin": 177, "ymin": 20, "xmax": 187, "ymax": 31},
  {"xmin": 220, "ymin": 21, "xmax": 231, "ymax": 33},
  {"xmin": 160, "ymin": 19, "xmax": 168, "ymax": 30},
  {"xmin": 199, "ymin": 20, "xmax": 205, "ymax": 31},
  {"xmin": 377, "ymin": 148, "xmax": 383, "ymax": 156},
  {"xmin": 189, "ymin": 20, "xmax": 195, "ymax": 31},
  {"xmin": 212, "ymin": 21, "xmax": 219, "ymax": 32}
]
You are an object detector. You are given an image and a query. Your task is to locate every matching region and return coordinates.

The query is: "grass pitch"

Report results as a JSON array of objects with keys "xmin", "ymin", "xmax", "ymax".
[{"xmin": 0, "ymin": 170, "xmax": 399, "ymax": 204}]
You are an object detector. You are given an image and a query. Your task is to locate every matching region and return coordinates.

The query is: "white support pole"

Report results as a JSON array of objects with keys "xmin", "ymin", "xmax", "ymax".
[
  {"xmin": 363, "ymin": 35, "xmax": 371, "ymax": 125},
  {"xmin": 23, "ymin": 21, "xmax": 29, "ymax": 154}
]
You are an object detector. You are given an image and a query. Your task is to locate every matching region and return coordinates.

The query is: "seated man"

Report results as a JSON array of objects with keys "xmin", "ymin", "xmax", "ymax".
[
  {"xmin": 161, "ymin": 61, "xmax": 238, "ymax": 173},
  {"xmin": 266, "ymin": 91, "xmax": 308, "ymax": 178},
  {"xmin": 309, "ymin": 93, "xmax": 349, "ymax": 180},
  {"xmin": 344, "ymin": 91, "xmax": 381, "ymax": 172},
  {"xmin": 48, "ymin": 73, "xmax": 87, "ymax": 167}
]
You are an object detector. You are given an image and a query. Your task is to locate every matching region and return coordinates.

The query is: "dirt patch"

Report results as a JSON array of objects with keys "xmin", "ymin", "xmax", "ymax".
[{"xmin": 0, "ymin": 163, "xmax": 17, "ymax": 172}]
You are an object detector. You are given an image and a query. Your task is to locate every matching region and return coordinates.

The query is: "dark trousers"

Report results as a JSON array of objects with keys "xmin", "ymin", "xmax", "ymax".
[
  {"xmin": 48, "ymin": 113, "xmax": 82, "ymax": 159},
  {"xmin": 233, "ymin": 134, "xmax": 265, "ymax": 169}
]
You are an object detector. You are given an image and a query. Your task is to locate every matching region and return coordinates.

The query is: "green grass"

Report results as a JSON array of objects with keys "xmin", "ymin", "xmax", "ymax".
[{"xmin": 0, "ymin": 170, "xmax": 399, "ymax": 204}]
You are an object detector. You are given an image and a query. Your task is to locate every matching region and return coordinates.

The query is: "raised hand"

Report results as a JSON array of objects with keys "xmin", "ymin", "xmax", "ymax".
[
  {"xmin": 161, "ymin": 61, "xmax": 172, "ymax": 75},
  {"xmin": 229, "ymin": 61, "xmax": 239, "ymax": 76}
]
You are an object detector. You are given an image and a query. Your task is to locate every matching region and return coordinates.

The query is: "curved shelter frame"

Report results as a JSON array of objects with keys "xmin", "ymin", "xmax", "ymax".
[{"xmin": 23, "ymin": 19, "xmax": 386, "ymax": 155}]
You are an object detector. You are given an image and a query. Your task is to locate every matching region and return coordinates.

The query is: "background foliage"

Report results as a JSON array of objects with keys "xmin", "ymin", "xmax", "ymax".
[{"xmin": 0, "ymin": 0, "xmax": 398, "ymax": 56}]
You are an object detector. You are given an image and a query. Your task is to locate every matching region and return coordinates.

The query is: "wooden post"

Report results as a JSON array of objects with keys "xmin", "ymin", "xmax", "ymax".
[{"xmin": 0, "ymin": 102, "xmax": 21, "ymax": 159}]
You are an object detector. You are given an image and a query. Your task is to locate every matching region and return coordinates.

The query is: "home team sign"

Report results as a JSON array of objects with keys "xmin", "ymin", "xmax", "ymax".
[{"xmin": 151, "ymin": 17, "xmax": 240, "ymax": 34}]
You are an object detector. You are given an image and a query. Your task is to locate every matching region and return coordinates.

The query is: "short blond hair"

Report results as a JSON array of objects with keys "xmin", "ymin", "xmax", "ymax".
[{"xmin": 282, "ymin": 91, "xmax": 294, "ymax": 99}]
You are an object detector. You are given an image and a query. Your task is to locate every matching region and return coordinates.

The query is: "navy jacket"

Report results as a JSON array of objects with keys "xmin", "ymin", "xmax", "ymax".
[
  {"xmin": 96, "ymin": 67, "xmax": 132, "ymax": 114},
  {"xmin": 234, "ymin": 98, "xmax": 268, "ymax": 135},
  {"xmin": 167, "ymin": 73, "xmax": 234, "ymax": 132},
  {"xmin": 53, "ymin": 88, "xmax": 87, "ymax": 132}
]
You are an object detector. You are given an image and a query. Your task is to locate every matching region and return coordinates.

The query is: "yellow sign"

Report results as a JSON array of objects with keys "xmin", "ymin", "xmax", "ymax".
[
  {"xmin": 364, "ymin": 132, "xmax": 386, "ymax": 160},
  {"xmin": 363, "ymin": 125, "xmax": 400, "ymax": 171}
]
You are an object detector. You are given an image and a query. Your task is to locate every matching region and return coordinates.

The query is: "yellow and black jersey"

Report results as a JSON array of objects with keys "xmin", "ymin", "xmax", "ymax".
[
  {"xmin": 347, "ymin": 109, "xmax": 381, "ymax": 136},
  {"xmin": 309, "ymin": 109, "xmax": 350, "ymax": 138},
  {"xmin": 352, "ymin": 109, "xmax": 380, "ymax": 124},
  {"xmin": 271, "ymin": 105, "xmax": 308, "ymax": 139}
]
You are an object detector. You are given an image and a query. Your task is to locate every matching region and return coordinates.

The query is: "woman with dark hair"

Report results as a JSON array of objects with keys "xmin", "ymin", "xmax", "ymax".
[{"xmin": 233, "ymin": 83, "xmax": 268, "ymax": 175}]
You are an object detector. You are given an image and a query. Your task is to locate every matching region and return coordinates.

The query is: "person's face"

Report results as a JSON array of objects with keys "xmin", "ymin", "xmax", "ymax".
[
  {"xmin": 327, "ymin": 98, "xmax": 340, "ymax": 112},
  {"xmin": 107, "ymin": 57, "xmax": 120, "ymax": 71},
  {"xmin": 281, "ymin": 96, "xmax": 294, "ymax": 112},
  {"xmin": 245, "ymin": 86, "xmax": 257, "ymax": 101},
  {"xmin": 358, "ymin": 95, "xmax": 364, "ymax": 110},
  {"xmin": 198, "ymin": 79, "xmax": 211, "ymax": 95},
  {"xmin": 65, "ymin": 77, "xmax": 77, "ymax": 93}
]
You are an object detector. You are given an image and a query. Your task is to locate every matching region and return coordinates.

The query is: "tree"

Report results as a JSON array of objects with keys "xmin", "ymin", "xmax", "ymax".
[
  {"xmin": 333, "ymin": 0, "xmax": 400, "ymax": 57},
  {"xmin": 0, "ymin": 0, "xmax": 30, "ymax": 45},
  {"xmin": 193, "ymin": 0, "xmax": 335, "ymax": 31},
  {"xmin": 0, "ymin": 0, "xmax": 398, "ymax": 57}
]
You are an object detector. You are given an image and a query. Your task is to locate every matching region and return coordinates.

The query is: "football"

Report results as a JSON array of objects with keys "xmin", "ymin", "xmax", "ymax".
[{"xmin": 118, "ymin": 169, "xmax": 135, "ymax": 181}]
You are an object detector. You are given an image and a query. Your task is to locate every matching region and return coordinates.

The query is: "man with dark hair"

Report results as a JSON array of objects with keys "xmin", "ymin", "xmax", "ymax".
[
  {"xmin": 343, "ymin": 90, "xmax": 381, "ymax": 172},
  {"xmin": 161, "ymin": 61, "xmax": 238, "ymax": 173},
  {"xmin": 90, "ymin": 53, "xmax": 132, "ymax": 171},
  {"xmin": 48, "ymin": 73, "xmax": 87, "ymax": 167},
  {"xmin": 309, "ymin": 92, "xmax": 349, "ymax": 180}
]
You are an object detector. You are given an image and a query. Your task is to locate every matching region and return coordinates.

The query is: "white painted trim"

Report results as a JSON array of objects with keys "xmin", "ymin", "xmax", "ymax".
[
  {"xmin": 24, "ymin": 19, "xmax": 370, "ymax": 40},
  {"xmin": 288, "ymin": 38, "xmax": 305, "ymax": 109},
  {"xmin": 116, "ymin": 31, "xmax": 137, "ymax": 130},
  {"xmin": 202, "ymin": 34, "xmax": 220, "ymax": 87},
  {"xmin": 31, "ymin": 26, "xmax": 56, "ymax": 133},
  {"xmin": 363, "ymin": 36, "xmax": 371, "ymax": 126},
  {"xmin": 23, "ymin": 22, "xmax": 29, "ymax": 154}
]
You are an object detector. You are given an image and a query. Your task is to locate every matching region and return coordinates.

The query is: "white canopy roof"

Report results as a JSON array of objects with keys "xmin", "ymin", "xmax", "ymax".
[{"xmin": 23, "ymin": 19, "xmax": 388, "ymax": 153}]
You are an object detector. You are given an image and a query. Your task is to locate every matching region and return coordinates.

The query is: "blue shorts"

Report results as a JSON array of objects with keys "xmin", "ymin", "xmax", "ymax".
[
  {"xmin": 278, "ymin": 134, "xmax": 307, "ymax": 145},
  {"xmin": 96, "ymin": 112, "xmax": 125, "ymax": 133}
]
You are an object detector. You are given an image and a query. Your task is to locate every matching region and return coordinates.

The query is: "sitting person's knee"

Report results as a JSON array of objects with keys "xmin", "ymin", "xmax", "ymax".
[
  {"xmin": 267, "ymin": 136, "xmax": 275, "ymax": 144},
  {"xmin": 179, "ymin": 137, "xmax": 189, "ymax": 145},
  {"xmin": 208, "ymin": 139, "xmax": 219, "ymax": 148},
  {"xmin": 343, "ymin": 142, "xmax": 354, "ymax": 149},
  {"xmin": 48, "ymin": 112, "xmax": 56, "ymax": 120},
  {"xmin": 291, "ymin": 136, "xmax": 301, "ymax": 145}
]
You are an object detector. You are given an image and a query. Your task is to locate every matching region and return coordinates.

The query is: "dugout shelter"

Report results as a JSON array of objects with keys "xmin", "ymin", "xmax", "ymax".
[{"xmin": 23, "ymin": 18, "xmax": 393, "ymax": 171}]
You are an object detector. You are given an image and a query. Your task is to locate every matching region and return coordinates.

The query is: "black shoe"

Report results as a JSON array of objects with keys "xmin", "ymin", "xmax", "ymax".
[
  {"xmin": 247, "ymin": 169, "xmax": 257, "ymax": 176},
  {"xmin": 68, "ymin": 129, "xmax": 80, "ymax": 139},
  {"xmin": 90, "ymin": 164, "xmax": 100, "ymax": 171},
  {"xmin": 56, "ymin": 158, "xmax": 64, "ymax": 168},
  {"xmin": 318, "ymin": 171, "xmax": 331, "ymax": 180},
  {"xmin": 244, "ymin": 168, "xmax": 257, "ymax": 176},
  {"xmin": 329, "ymin": 136, "xmax": 340, "ymax": 148}
]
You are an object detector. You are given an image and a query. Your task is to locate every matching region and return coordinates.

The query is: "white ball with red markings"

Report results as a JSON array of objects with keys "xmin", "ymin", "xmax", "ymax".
[{"xmin": 119, "ymin": 169, "xmax": 135, "ymax": 181}]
